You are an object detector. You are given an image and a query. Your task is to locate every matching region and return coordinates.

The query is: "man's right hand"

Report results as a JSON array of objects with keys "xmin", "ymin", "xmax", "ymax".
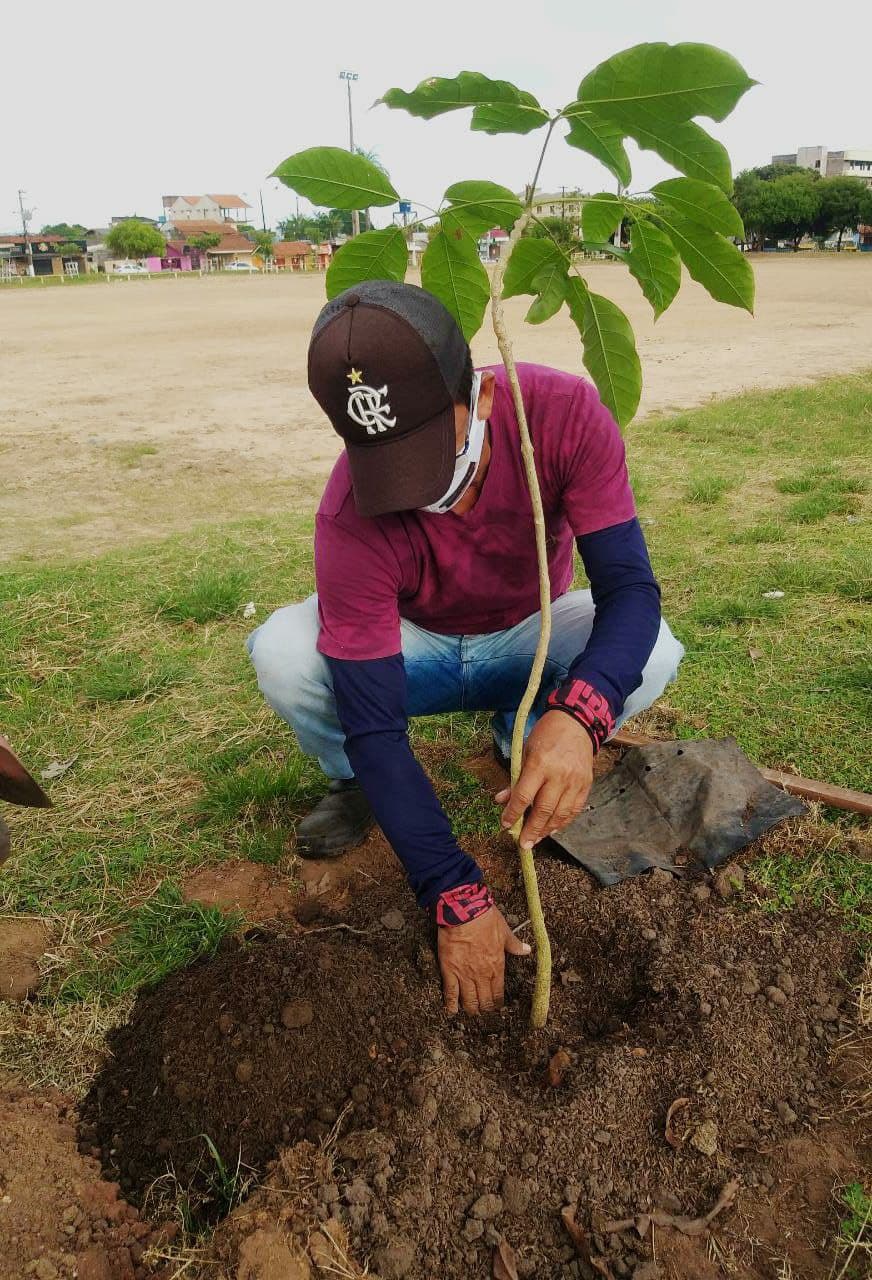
[{"xmin": 438, "ymin": 907, "xmax": 531, "ymax": 1015}]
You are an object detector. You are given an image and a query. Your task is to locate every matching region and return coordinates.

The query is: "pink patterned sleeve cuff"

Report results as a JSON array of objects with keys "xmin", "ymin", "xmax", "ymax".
[
  {"xmin": 546, "ymin": 678, "xmax": 615, "ymax": 753},
  {"xmin": 435, "ymin": 882, "xmax": 495, "ymax": 928}
]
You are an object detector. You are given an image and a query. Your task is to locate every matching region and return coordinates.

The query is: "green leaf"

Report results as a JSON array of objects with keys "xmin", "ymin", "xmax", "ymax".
[
  {"xmin": 325, "ymin": 228, "xmax": 408, "ymax": 300},
  {"xmin": 272, "ymin": 147, "xmax": 398, "ymax": 210},
  {"xmin": 472, "ymin": 92, "xmax": 551, "ymax": 135},
  {"xmin": 652, "ymin": 177, "xmax": 744, "ymax": 237},
  {"xmin": 578, "ymin": 42, "xmax": 756, "ymax": 125},
  {"xmin": 566, "ymin": 278, "xmax": 641, "ymax": 427},
  {"xmin": 656, "ymin": 211, "xmax": 755, "ymax": 312},
  {"xmin": 381, "ymin": 72, "xmax": 547, "ymax": 126},
  {"xmin": 626, "ymin": 219, "xmax": 681, "ymax": 317},
  {"xmin": 562, "ymin": 106, "xmax": 631, "ymax": 187},
  {"xmin": 421, "ymin": 231, "xmax": 490, "ymax": 342},
  {"xmin": 581, "ymin": 193, "xmax": 624, "ymax": 244},
  {"xmin": 525, "ymin": 261, "xmax": 570, "ymax": 324},
  {"xmin": 623, "ymin": 117, "xmax": 732, "ymax": 192},
  {"xmin": 581, "ymin": 241, "xmax": 628, "ymax": 260},
  {"xmin": 502, "ymin": 239, "xmax": 564, "ymax": 299},
  {"xmin": 442, "ymin": 181, "xmax": 522, "ymax": 236}
]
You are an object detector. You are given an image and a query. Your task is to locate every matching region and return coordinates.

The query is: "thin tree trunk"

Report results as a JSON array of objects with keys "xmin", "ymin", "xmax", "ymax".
[{"xmin": 488, "ymin": 210, "xmax": 553, "ymax": 1029}]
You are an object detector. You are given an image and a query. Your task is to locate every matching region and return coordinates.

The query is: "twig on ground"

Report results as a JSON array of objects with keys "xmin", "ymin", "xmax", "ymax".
[
  {"xmin": 301, "ymin": 923, "xmax": 373, "ymax": 937},
  {"xmin": 605, "ymin": 1179, "xmax": 740, "ymax": 1238}
]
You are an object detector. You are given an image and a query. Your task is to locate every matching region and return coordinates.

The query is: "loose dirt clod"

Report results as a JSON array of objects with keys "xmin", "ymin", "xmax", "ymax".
[
  {"xmin": 80, "ymin": 846, "xmax": 864, "ymax": 1279},
  {"xmin": 0, "ymin": 1082, "xmax": 170, "ymax": 1280},
  {"xmin": 0, "ymin": 918, "xmax": 51, "ymax": 1002},
  {"xmin": 281, "ymin": 998, "xmax": 314, "ymax": 1029}
]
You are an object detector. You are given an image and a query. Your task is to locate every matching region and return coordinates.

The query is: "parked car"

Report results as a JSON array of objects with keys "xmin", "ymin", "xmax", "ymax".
[
  {"xmin": 225, "ymin": 259, "xmax": 259, "ymax": 272},
  {"xmin": 114, "ymin": 261, "xmax": 149, "ymax": 275}
]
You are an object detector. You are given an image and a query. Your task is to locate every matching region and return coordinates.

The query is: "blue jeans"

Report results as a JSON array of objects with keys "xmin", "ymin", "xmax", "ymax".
[{"xmin": 246, "ymin": 592, "xmax": 685, "ymax": 781}]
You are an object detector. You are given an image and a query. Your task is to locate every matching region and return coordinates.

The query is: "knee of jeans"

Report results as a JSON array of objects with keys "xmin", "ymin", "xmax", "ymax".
[
  {"xmin": 248, "ymin": 603, "xmax": 324, "ymax": 711},
  {"xmin": 643, "ymin": 626, "xmax": 685, "ymax": 695}
]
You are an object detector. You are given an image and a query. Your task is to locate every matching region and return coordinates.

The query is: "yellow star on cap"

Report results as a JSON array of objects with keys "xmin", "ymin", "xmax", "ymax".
[{"xmin": 347, "ymin": 367, "xmax": 363, "ymax": 385}]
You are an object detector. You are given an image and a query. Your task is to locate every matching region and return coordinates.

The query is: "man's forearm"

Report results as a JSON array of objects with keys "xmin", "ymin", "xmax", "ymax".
[
  {"xmin": 327, "ymin": 655, "xmax": 483, "ymax": 906},
  {"xmin": 559, "ymin": 519, "xmax": 662, "ymax": 728}
]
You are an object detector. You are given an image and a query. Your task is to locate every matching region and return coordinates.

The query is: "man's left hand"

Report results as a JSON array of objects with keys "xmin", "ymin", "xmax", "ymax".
[{"xmin": 495, "ymin": 710, "xmax": 593, "ymax": 849}]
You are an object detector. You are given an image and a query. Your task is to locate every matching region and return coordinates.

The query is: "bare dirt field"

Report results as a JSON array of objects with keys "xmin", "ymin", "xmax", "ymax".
[{"xmin": 3, "ymin": 255, "xmax": 871, "ymax": 564}]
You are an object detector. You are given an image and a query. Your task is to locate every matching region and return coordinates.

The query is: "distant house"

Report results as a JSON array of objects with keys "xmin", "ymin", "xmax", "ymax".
[
  {"xmin": 312, "ymin": 242, "xmax": 332, "ymax": 270},
  {"xmin": 479, "ymin": 227, "xmax": 509, "ymax": 261},
  {"xmin": 0, "ymin": 233, "xmax": 88, "ymax": 277},
  {"xmin": 273, "ymin": 240, "xmax": 313, "ymax": 270},
  {"xmin": 161, "ymin": 194, "xmax": 251, "ymax": 224},
  {"xmin": 406, "ymin": 231, "xmax": 428, "ymax": 268},
  {"xmin": 523, "ymin": 189, "xmax": 585, "ymax": 223},
  {"xmin": 165, "ymin": 220, "xmax": 257, "ymax": 269}
]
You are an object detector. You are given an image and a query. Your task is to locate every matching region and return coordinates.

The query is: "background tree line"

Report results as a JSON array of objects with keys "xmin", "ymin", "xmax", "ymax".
[{"xmin": 732, "ymin": 165, "xmax": 872, "ymax": 251}]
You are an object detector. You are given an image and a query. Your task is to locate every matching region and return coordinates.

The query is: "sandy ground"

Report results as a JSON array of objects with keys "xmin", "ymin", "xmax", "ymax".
[{"xmin": 3, "ymin": 256, "xmax": 871, "ymax": 564}]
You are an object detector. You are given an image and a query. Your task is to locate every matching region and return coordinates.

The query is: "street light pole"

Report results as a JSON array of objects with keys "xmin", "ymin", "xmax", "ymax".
[
  {"xmin": 17, "ymin": 190, "xmax": 35, "ymax": 277},
  {"xmin": 339, "ymin": 70, "xmax": 360, "ymax": 237}
]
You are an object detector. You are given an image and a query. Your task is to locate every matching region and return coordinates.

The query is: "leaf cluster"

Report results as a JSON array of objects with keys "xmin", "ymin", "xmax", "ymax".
[
  {"xmin": 41, "ymin": 221, "xmax": 88, "ymax": 239},
  {"xmin": 272, "ymin": 43, "xmax": 758, "ymax": 427},
  {"xmin": 105, "ymin": 219, "xmax": 166, "ymax": 260},
  {"xmin": 188, "ymin": 232, "xmax": 222, "ymax": 252}
]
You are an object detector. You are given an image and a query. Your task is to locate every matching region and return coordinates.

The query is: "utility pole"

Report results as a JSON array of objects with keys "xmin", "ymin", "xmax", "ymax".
[
  {"xmin": 259, "ymin": 188, "xmax": 267, "ymax": 232},
  {"xmin": 17, "ymin": 190, "xmax": 35, "ymax": 277},
  {"xmin": 339, "ymin": 70, "xmax": 360, "ymax": 237}
]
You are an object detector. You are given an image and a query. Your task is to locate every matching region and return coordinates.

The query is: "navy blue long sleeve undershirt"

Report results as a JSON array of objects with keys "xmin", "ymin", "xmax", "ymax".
[
  {"xmin": 327, "ymin": 517, "xmax": 660, "ymax": 906},
  {"xmin": 327, "ymin": 653, "xmax": 484, "ymax": 908},
  {"xmin": 569, "ymin": 517, "xmax": 661, "ymax": 718}
]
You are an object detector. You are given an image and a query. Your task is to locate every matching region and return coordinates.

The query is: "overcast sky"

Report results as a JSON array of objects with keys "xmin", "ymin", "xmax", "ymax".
[{"xmin": 4, "ymin": 0, "xmax": 871, "ymax": 234}]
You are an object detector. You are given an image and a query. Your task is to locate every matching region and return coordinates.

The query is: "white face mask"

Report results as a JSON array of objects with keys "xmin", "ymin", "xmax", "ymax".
[{"xmin": 421, "ymin": 372, "xmax": 487, "ymax": 514}]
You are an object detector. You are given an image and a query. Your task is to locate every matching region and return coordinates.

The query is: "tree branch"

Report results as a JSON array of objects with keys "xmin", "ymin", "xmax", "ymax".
[{"xmin": 488, "ymin": 207, "xmax": 553, "ymax": 1029}]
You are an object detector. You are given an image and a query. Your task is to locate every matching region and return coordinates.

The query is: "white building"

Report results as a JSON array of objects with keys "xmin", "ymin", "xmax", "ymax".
[
  {"xmin": 161, "ymin": 194, "xmax": 252, "ymax": 223},
  {"xmin": 521, "ymin": 189, "xmax": 586, "ymax": 221},
  {"xmin": 772, "ymin": 147, "xmax": 872, "ymax": 188}
]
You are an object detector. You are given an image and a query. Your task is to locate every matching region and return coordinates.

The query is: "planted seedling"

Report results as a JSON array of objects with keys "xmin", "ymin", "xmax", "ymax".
[{"xmin": 273, "ymin": 43, "xmax": 756, "ymax": 1026}]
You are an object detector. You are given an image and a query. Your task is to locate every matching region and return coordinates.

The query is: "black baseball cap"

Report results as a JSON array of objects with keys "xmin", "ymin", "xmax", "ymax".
[{"xmin": 308, "ymin": 280, "xmax": 468, "ymax": 517}]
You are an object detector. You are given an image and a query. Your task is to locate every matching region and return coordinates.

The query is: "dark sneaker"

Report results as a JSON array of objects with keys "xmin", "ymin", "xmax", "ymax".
[
  {"xmin": 296, "ymin": 780, "xmax": 374, "ymax": 860},
  {"xmin": 492, "ymin": 741, "xmax": 511, "ymax": 773}
]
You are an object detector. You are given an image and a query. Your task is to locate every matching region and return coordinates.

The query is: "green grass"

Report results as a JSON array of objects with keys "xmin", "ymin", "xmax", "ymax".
[
  {"xmin": 0, "ymin": 371, "xmax": 869, "ymax": 1018},
  {"xmin": 785, "ymin": 489, "xmax": 860, "ymax": 523},
  {"xmin": 731, "ymin": 520, "xmax": 788, "ymax": 545},
  {"xmin": 836, "ymin": 1181, "xmax": 872, "ymax": 1278},
  {"xmin": 154, "ymin": 567, "xmax": 249, "ymax": 623},
  {"xmin": 683, "ymin": 473, "xmax": 733, "ymax": 504},
  {"xmin": 82, "ymin": 649, "xmax": 188, "ymax": 702},
  {"xmin": 107, "ymin": 442, "xmax": 159, "ymax": 469},
  {"xmin": 59, "ymin": 883, "xmax": 239, "ymax": 1002}
]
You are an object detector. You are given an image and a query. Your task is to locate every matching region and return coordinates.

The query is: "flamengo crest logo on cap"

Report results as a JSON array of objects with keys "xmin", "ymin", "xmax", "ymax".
[{"xmin": 346, "ymin": 368, "xmax": 397, "ymax": 436}]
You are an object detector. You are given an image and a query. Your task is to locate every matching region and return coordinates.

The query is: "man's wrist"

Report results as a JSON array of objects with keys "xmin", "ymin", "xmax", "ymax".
[
  {"xmin": 434, "ymin": 882, "xmax": 494, "ymax": 928},
  {"xmin": 546, "ymin": 678, "xmax": 615, "ymax": 754}
]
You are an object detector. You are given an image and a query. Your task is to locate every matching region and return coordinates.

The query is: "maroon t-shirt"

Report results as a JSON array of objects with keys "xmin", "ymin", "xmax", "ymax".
[{"xmin": 315, "ymin": 363, "xmax": 636, "ymax": 660}]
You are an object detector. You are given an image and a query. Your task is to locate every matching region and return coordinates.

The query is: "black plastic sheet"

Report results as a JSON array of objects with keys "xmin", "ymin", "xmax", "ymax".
[{"xmin": 550, "ymin": 737, "xmax": 807, "ymax": 886}]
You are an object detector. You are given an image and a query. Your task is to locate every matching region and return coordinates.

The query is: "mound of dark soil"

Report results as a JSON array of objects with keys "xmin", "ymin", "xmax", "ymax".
[{"xmin": 81, "ymin": 841, "xmax": 864, "ymax": 1279}]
